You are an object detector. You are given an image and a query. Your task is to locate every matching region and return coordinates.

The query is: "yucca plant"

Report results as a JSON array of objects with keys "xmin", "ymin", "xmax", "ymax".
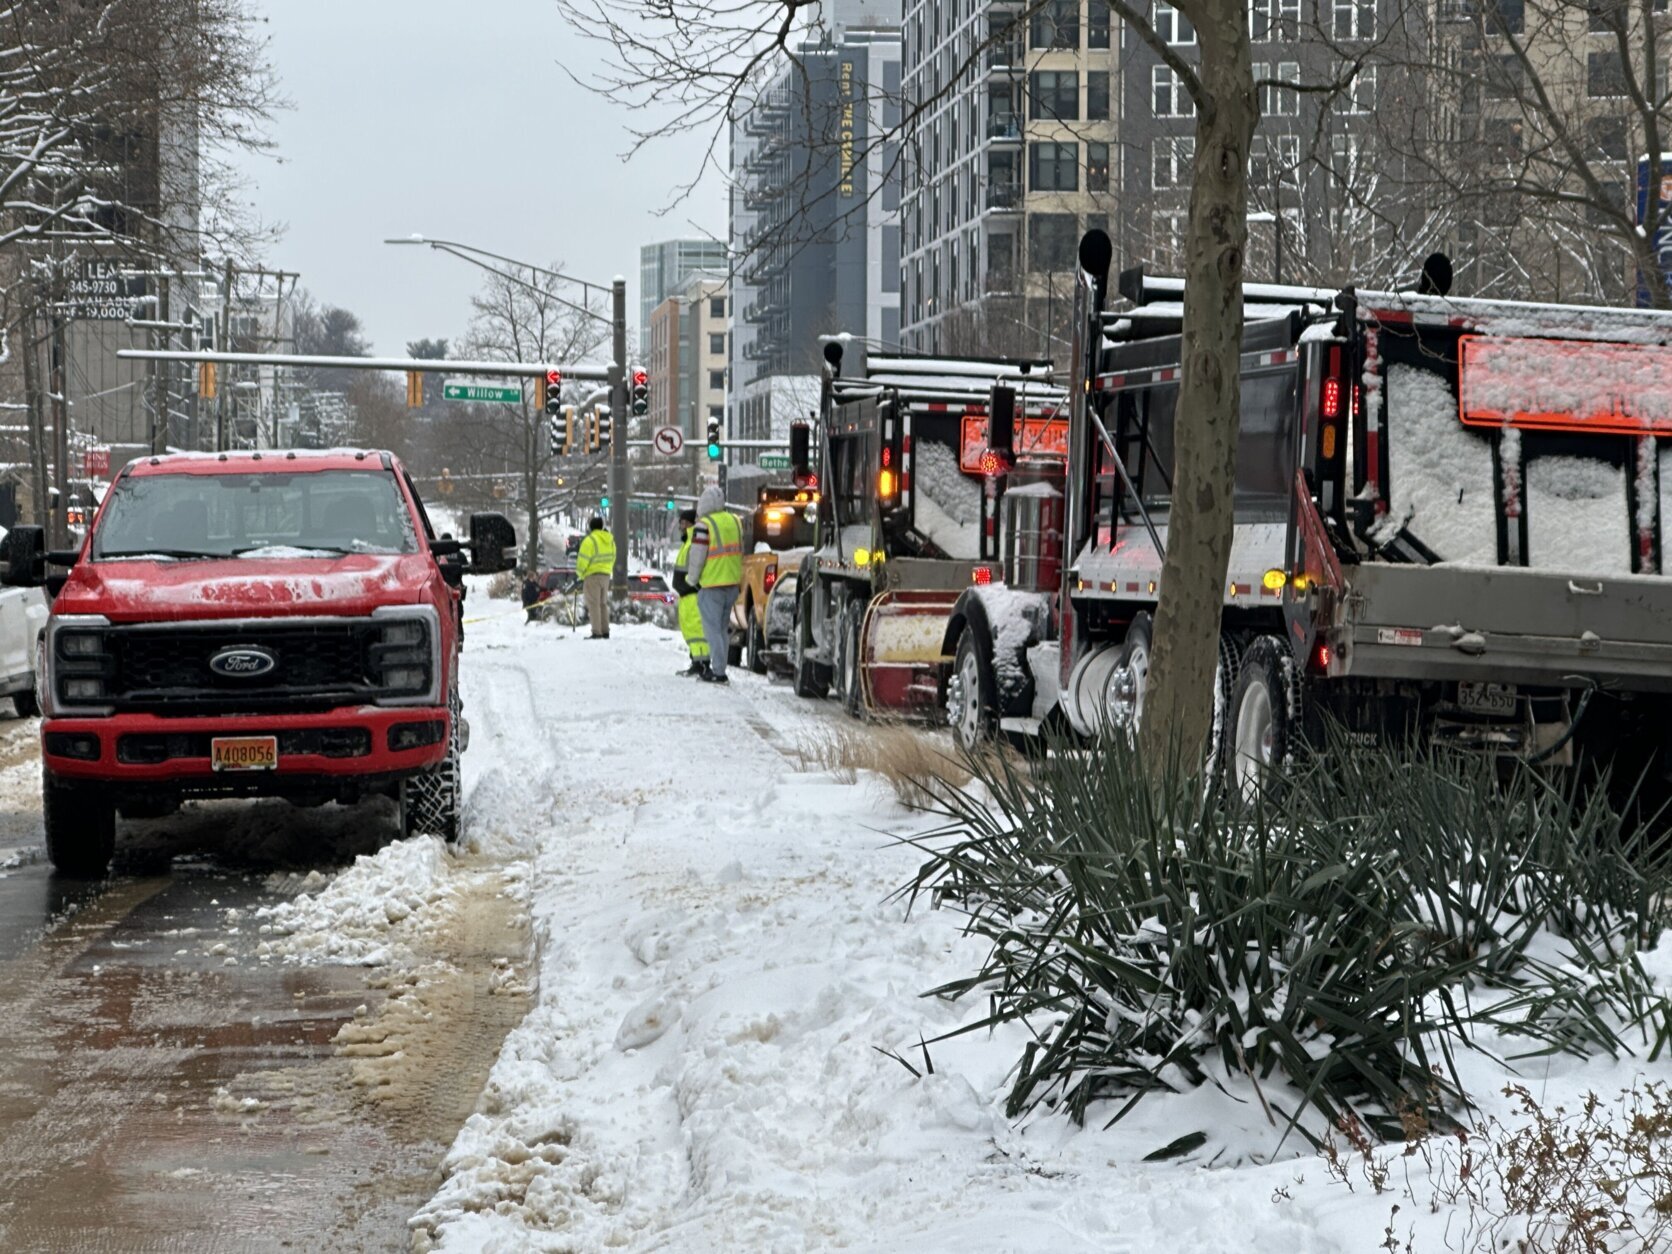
[{"xmin": 901, "ymin": 731, "xmax": 1672, "ymax": 1147}]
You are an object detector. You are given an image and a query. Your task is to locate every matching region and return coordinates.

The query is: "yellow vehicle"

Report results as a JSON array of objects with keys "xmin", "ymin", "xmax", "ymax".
[{"xmin": 730, "ymin": 488, "xmax": 817, "ymax": 673}]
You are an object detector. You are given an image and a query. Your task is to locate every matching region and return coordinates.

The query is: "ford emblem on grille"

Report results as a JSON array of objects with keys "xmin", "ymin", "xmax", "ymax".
[{"xmin": 208, "ymin": 646, "xmax": 278, "ymax": 679}]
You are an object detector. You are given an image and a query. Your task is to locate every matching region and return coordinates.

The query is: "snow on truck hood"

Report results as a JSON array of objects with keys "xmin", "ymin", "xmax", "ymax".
[{"xmin": 53, "ymin": 551, "xmax": 434, "ymax": 621}]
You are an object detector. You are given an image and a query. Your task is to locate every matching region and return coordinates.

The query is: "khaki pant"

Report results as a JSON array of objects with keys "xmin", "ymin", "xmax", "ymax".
[{"xmin": 584, "ymin": 573, "xmax": 610, "ymax": 637}]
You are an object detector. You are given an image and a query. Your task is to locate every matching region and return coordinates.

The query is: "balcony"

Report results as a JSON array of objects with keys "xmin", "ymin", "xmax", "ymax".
[
  {"xmin": 985, "ymin": 180, "xmax": 1022, "ymax": 211},
  {"xmin": 983, "ymin": 42, "xmax": 1023, "ymax": 73},
  {"xmin": 986, "ymin": 111, "xmax": 1022, "ymax": 142}
]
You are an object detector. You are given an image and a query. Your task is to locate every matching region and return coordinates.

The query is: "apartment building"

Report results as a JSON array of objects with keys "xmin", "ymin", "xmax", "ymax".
[
  {"xmin": 647, "ymin": 274, "xmax": 728, "ymax": 442},
  {"xmin": 640, "ymin": 239, "xmax": 728, "ymax": 341},
  {"xmin": 729, "ymin": 0, "xmax": 902, "ymax": 448}
]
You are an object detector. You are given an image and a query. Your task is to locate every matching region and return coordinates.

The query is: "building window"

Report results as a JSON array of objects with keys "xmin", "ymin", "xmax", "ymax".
[
  {"xmin": 1486, "ymin": 52, "xmax": 1524, "ymax": 99},
  {"xmin": 1588, "ymin": 115, "xmax": 1628, "ymax": 160},
  {"xmin": 1030, "ymin": 141, "xmax": 1080, "ymax": 191},
  {"xmin": 1328, "ymin": 132, "xmax": 1361, "ymax": 179},
  {"xmin": 1087, "ymin": 71, "xmax": 1110, "ymax": 120},
  {"xmin": 1254, "ymin": 62, "xmax": 1299, "ymax": 117},
  {"xmin": 1030, "ymin": 70, "xmax": 1080, "ymax": 120},
  {"xmin": 1588, "ymin": 50, "xmax": 1627, "ymax": 97},
  {"xmin": 1341, "ymin": 64, "xmax": 1375, "ymax": 114},
  {"xmin": 1483, "ymin": 118, "xmax": 1522, "ymax": 161},
  {"xmin": 1250, "ymin": 133, "xmax": 1301, "ymax": 190},
  {"xmin": 1156, "ymin": 210, "xmax": 1188, "ymax": 268},
  {"xmin": 709, "ymin": 369, "xmax": 725, "ymax": 390},
  {"xmin": 1332, "ymin": 0, "xmax": 1375, "ymax": 39},
  {"xmin": 1153, "ymin": 66, "xmax": 1193, "ymax": 117},
  {"xmin": 709, "ymin": 333, "xmax": 725, "ymax": 355},
  {"xmin": 1589, "ymin": 0, "xmax": 1625, "ymax": 31},
  {"xmin": 1152, "ymin": 135, "xmax": 1194, "ymax": 189},
  {"xmin": 709, "ymin": 296, "xmax": 725, "ymax": 318},
  {"xmin": 1030, "ymin": 0, "xmax": 1078, "ymax": 49},
  {"xmin": 1155, "ymin": 2, "xmax": 1196, "ymax": 43},
  {"xmin": 1088, "ymin": 2, "xmax": 1110, "ymax": 48},
  {"xmin": 1086, "ymin": 213, "xmax": 1109, "ymax": 240},
  {"xmin": 1028, "ymin": 213, "xmax": 1078, "ymax": 271},
  {"xmin": 988, "ymin": 232, "xmax": 1015, "ymax": 284},
  {"xmin": 1087, "ymin": 141, "xmax": 1111, "ymax": 191},
  {"xmin": 1249, "ymin": 0, "xmax": 1299, "ymax": 41}
]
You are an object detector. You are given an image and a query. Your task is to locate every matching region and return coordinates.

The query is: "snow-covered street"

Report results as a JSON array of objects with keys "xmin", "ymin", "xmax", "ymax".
[{"xmin": 349, "ymin": 595, "xmax": 1672, "ymax": 1253}]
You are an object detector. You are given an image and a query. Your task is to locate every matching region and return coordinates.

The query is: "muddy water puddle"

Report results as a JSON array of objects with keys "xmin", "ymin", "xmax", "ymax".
[{"xmin": 0, "ymin": 850, "xmax": 529, "ymax": 1252}]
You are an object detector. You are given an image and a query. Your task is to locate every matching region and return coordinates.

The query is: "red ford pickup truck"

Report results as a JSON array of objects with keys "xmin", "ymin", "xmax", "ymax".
[{"xmin": 0, "ymin": 449, "xmax": 515, "ymax": 877}]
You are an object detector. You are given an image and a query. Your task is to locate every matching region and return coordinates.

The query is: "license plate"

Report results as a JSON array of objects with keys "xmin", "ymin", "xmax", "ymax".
[
  {"xmin": 1457, "ymin": 682, "xmax": 1516, "ymax": 716},
  {"xmin": 211, "ymin": 736, "xmax": 278, "ymax": 771}
]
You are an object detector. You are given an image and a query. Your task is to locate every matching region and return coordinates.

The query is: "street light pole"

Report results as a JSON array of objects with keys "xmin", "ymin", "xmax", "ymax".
[{"xmin": 610, "ymin": 277, "xmax": 628, "ymax": 597}]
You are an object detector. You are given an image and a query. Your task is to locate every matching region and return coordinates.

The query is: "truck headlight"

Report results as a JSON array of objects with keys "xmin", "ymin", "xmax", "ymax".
[
  {"xmin": 63, "ymin": 677, "xmax": 104, "ymax": 701},
  {"xmin": 368, "ymin": 608, "xmax": 439, "ymax": 704},
  {"xmin": 58, "ymin": 631, "xmax": 104, "ymax": 658}
]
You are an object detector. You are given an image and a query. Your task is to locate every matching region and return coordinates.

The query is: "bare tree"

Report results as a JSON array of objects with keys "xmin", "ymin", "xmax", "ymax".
[{"xmin": 462, "ymin": 265, "xmax": 610, "ymax": 572}]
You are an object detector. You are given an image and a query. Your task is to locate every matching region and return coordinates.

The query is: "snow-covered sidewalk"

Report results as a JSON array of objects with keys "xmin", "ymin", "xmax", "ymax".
[{"xmin": 279, "ymin": 597, "xmax": 1672, "ymax": 1252}]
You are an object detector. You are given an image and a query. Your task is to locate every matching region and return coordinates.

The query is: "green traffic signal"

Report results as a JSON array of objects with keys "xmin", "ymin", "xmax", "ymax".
[
  {"xmin": 600, "ymin": 495, "xmax": 611, "ymax": 509},
  {"xmin": 706, "ymin": 441, "xmax": 722, "ymax": 461},
  {"xmin": 665, "ymin": 499, "xmax": 676, "ymax": 511}
]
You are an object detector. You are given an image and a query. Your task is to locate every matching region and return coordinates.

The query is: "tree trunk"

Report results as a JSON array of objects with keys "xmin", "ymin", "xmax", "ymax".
[
  {"xmin": 1138, "ymin": 0, "xmax": 1258, "ymax": 773},
  {"xmin": 21, "ymin": 307, "xmax": 48, "ymax": 532}
]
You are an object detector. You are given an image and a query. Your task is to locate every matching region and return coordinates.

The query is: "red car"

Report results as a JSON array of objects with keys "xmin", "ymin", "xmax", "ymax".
[
  {"xmin": 0, "ymin": 449, "xmax": 515, "ymax": 876},
  {"xmin": 628, "ymin": 572, "xmax": 676, "ymax": 606}
]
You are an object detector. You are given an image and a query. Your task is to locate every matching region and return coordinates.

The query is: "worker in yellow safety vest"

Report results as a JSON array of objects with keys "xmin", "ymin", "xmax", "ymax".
[
  {"xmin": 671, "ymin": 509, "xmax": 711, "ymax": 677},
  {"xmin": 575, "ymin": 516, "xmax": 617, "ymax": 639},
  {"xmin": 683, "ymin": 485, "xmax": 743, "ymax": 684}
]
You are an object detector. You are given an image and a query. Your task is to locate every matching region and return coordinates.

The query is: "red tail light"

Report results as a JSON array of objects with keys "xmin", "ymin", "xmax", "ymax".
[
  {"xmin": 1312, "ymin": 638, "xmax": 1332, "ymax": 672},
  {"xmin": 763, "ymin": 567, "xmax": 777, "ymax": 592},
  {"xmin": 979, "ymin": 450, "xmax": 1005, "ymax": 477},
  {"xmin": 1321, "ymin": 378, "xmax": 1342, "ymax": 420},
  {"xmin": 972, "ymin": 565, "xmax": 994, "ymax": 585},
  {"xmin": 880, "ymin": 446, "xmax": 893, "ymax": 468}
]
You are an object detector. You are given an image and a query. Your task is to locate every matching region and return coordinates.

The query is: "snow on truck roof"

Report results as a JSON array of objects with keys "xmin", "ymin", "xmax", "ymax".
[{"xmin": 122, "ymin": 449, "xmax": 396, "ymax": 477}]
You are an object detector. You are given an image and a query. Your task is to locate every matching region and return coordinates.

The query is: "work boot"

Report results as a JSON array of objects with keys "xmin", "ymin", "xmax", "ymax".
[
  {"xmin": 699, "ymin": 669, "xmax": 729, "ymax": 685},
  {"xmin": 677, "ymin": 659, "xmax": 704, "ymax": 676}
]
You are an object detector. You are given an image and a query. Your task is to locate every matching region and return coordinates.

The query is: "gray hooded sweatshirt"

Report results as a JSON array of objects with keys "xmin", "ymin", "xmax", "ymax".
[{"xmin": 685, "ymin": 485, "xmax": 729, "ymax": 586}]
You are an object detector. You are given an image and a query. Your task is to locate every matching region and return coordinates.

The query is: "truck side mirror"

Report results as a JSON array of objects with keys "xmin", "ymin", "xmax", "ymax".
[
  {"xmin": 0, "ymin": 526, "xmax": 46, "ymax": 588},
  {"xmin": 466, "ymin": 512, "xmax": 517, "ymax": 574}
]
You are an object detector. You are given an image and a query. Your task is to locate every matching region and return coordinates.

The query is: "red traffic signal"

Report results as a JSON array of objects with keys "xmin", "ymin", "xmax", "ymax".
[
  {"xmin": 543, "ymin": 368, "xmax": 563, "ymax": 416},
  {"xmin": 632, "ymin": 368, "xmax": 648, "ymax": 388}
]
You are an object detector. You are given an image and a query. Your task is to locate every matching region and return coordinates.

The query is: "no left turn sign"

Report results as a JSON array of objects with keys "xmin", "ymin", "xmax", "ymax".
[{"xmin": 653, "ymin": 426, "xmax": 685, "ymax": 455}]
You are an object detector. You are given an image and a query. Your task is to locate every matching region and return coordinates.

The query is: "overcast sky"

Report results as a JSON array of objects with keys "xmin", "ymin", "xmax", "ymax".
[{"xmin": 230, "ymin": 0, "xmax": 726, "ymax": 356}]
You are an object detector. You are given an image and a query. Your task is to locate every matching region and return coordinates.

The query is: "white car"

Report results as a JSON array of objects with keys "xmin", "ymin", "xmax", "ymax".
[{"xmin": 0, "ymin": 527, "xmax": 47, "ymax": 716}]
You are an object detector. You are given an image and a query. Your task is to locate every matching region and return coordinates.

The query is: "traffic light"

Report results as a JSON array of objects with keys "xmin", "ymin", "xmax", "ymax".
[
  {"xmin": 406, "ymin": 371, "xmax": 423, "ymax": 408},
  {"xmin": 630, "ymin": 369, "xmax": 649, "ymax": 416},
  {"xmin": 543, "ymin": 368, "xmax": 562, "ymax": 416},
  {"xmin": 547, "ymin": 405, "xmax": 570, "ymax": 457},
  {"xmin": 706, "ymin": 415, "xmax": 722, "ymax": 461},
  {"xmin": 197, "ymin": 362, "xmax": 217, "ymax": 399},
  {"xmin": 596, "ymin": 406, "xmax": 613, "ymax": 450},
  {"xmin": 790, "ymin": 420, "xmax": 811, "ymax": 484},
  {"xmin": 665, "ymin": 498, "xmax": 676, "ymax": 511},
  {"xmin": 600, "ymin": 495, "xmax": 611, "ymax": 510}
]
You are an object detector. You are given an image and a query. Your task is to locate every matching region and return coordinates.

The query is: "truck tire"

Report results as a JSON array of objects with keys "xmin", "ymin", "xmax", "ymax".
[
  {"xmin": 1104, "ymin": 612, "xmax": 1153, "ymax": 737},
  {"xmin": 835, "ymin": 599, "xmax": 866, "ymax": 718},
  {"xmin": 12, "ymin": 682, "xmax": 38, "ymax": 719},
  {"xmin": 1227, "ymin": 635, "xmax": 1301, "ymax": 802},
  {"xmin": 791, "ymin": 587, "xmax": 830, "ymax": 700},
  {"xmin": 948, "ymin": 628, "xmax": 999, "ymax": 753},
  {"xmin": 746, "ymin": 611, "xmax": 768, "ymax": 675},
  {"xmin": 43, "ymin": 769, "xmax": 115, "ymax": 878},
  {"xmin": 404, "ymin": 698, "xmax": 463, "ymax": 842}
]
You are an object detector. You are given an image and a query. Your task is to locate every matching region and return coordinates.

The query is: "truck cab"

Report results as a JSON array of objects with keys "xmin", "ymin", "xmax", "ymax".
[{"xmin": 0, "ymin": 449, "xmax": 516, "ymax": 876}]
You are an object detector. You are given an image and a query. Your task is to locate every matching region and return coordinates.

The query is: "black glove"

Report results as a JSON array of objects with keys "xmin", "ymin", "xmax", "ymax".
[{"xmin": 672, "ymin": 570, "xmax": 693, "ymax": 598}]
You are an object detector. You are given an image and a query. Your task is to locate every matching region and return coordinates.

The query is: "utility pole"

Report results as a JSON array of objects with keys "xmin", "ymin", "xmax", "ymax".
[
  {"xmin": 215, "ymin": 259, "xmax": 234, "ymax": 451},
  {"xmin": 610, "ymin": 276, "xmax": 628, "ymax": 596},
  {"xmin": 50, "ymin": 310, "xmax": 70, "ymax": 550},
  {"xmin": 150, "ymin": 274, "xmax": 171, "ymax": 454},
  {"xmin": 22, "ymin": 304, "xmax": 48, "ymax": 531}
]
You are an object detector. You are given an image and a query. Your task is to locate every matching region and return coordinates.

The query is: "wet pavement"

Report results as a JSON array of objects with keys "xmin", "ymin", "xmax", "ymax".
[{"xmin": 0, "ymin": 736, "xmax": 530, "ymax": 1253}]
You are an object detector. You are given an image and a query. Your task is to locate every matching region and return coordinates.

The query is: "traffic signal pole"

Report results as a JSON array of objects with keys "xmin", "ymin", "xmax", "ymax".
[{"xmin": 609, "ymin": 277, "xmax": 629, "ymax": 597}]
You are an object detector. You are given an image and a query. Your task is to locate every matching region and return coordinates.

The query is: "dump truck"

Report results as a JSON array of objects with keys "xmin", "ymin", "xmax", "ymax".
[
  {"xmin": 943, "ymin": 229, "xmax": 1672, "ymax": 808},
  {"xmin": 788, "ymin": 348, "xmax": 1067, "ymax": 717}
]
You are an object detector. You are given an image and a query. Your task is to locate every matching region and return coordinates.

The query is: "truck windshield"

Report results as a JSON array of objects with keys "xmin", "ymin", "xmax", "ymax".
[{"xmin": 93, "ymin": 470, "xmax": 419, "ymax": 560}]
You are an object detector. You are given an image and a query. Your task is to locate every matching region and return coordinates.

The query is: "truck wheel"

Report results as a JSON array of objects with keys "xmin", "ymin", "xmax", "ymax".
[
  {"xmin": 835, "ymin": 600, "xmax": 867, "ymax": 718},
  {"xmin": 948, "ymin": 629, "xmax": 999, "ymax": 752},
  {"xmin": 1104, "ymin": 613, "xmax": 1153, "ymax": 737},
  {"xmin": 43, "ymin": 770, "xmax": 115, "ymax": 878},
  {"xmin": 791, "ymin": 591, "xmax": 830, "ymax": 700},
  {"xmin": 746, "ymin": 612, "xmax": 768, "ymax": 675},
  {"xmin": 11, "ymin": 683, "xmax": 38, "ymax": 719},
  {"xmin": 404, "ymin": 702, "xmax": 462, "ymax": 842},
  {"xmin": 1227, "ymin": 636, "xmax": 1301, "ymax": 802}
]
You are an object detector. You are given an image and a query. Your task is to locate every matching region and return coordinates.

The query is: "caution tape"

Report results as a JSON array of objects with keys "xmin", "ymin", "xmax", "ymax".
[{"xmin": 463, "ymin": 591, "xmax": 582, "ymax": 626}]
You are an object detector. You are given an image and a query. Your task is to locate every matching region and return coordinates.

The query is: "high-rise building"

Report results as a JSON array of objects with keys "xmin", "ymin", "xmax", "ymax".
[
  {"xmin": 900, "ymin": 0, "xmax": 1115, "ymax": 359},
  {"xmin": 640, "ymin": 239, "xmax": 728, "ymax": 338},
  {"xmin": 728, "ymin": 0, "xmax": 902, "ymax": 448}
]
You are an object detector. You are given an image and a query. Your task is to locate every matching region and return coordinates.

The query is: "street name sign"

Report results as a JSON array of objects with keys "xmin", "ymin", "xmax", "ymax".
[
  {"xmin": 757, "ymin": 452, "xmax": 791, "ymax": 470},
  {"xmin": 443, "ymin": 380, "xmax": 522, "ymax": 404}
]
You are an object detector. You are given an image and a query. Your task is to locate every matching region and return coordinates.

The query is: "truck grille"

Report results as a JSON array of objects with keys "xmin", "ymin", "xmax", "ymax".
[{"xmin": 107, "ymin": 622, "xmax": 377, "ymax": 713}]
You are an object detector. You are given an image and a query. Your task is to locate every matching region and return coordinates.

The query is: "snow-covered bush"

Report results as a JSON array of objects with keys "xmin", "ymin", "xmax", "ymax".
[{"xmin": 905, "ymin": 735, "xmax": 1670, "ymax": 1143}]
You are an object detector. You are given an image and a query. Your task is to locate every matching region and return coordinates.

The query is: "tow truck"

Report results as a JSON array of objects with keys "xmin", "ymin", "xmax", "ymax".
[
  {"xmin": 789, "ymin": 348, "xmax": 1066, "ymax": 716},
  {"xmin": 944, "ymin": 228, "xmax": 1672, "ymax": 808},
  {"xmin": 0, "ymin": 449, "xmax": 516, "ymax": 876}
]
